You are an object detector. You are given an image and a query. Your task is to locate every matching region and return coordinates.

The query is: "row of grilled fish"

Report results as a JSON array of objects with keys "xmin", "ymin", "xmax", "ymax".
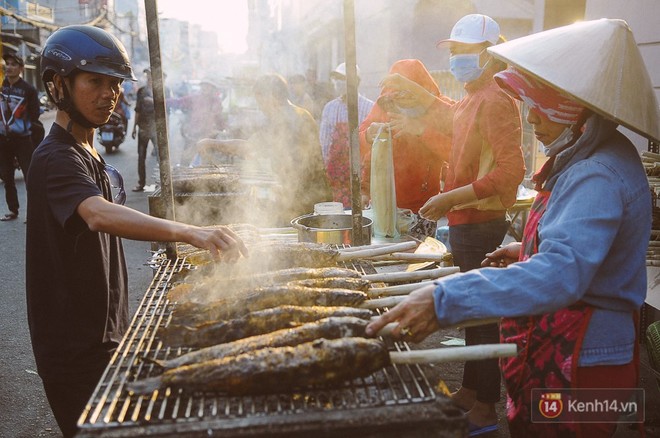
[
  {"xmin": 130, "ymin": 264, "xmax": 389, "ymax": 395},
  {"xmin": 130, "ymin": 337, "xmax": 390, "ymax": 396}
]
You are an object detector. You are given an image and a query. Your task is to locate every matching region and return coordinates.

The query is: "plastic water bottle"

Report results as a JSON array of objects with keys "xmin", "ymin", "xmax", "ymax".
[{"xmin": 435, "ymin": 225, "xmax": 451, "ymax": 251}]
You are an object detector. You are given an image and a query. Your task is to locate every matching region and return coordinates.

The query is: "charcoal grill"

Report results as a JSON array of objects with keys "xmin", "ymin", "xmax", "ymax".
[
  {"xmin": 148, "ymin": 164, "xmax": 280, "ymax": 227},
  {"xmin": 76, "ymin": 252, "xmax": 465, "ymax": 437}
]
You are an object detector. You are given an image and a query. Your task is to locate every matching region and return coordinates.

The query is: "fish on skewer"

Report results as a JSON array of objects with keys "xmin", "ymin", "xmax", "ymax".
[
  {"xmin": 160, "ymin": 305, "xmax": 374, "ymax": 348},
  {"xmin": 286, "ymin": 277, "xmax": 371, "ymax": 291},
  {"xmin": 170, "ymin": 286, "xmax": 367, "ymax": 326},
  {"xmin": 129, "ymin": 338, "xmax": 390, "ymax": 396},
  {"xmin": 183, "ymin": 241, "xmax": 419, "ymax": 269},
  {"xmin": 182, "ymin": 241, "xmax": 339, "ymax": 268},
  {"xmin": 149, "ymin": 316, "xmax": 369, "ymax": 370},
  {"xmin": 171, "ymin": 266, "xmax": 362, "ymax": 304},
  {"xmin": 129, "ymin": 337, "xmax": 519, "ymax": 396}
]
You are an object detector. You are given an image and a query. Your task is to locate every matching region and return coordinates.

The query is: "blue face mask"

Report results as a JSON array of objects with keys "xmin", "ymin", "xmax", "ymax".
[
  {"xmin": 542, "ymin": 126, "xmax": 574, "ymax": 157},
  {"xmin": 449, "ymin": 53, "xmax": 485, "ymax": 83}
]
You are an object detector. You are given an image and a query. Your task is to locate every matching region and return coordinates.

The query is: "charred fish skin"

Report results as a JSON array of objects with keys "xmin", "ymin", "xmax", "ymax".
[
  {"xmin": 160, "ymin": 305, "xmax": 374, "ymax": 348},
  {"xmin": 169, "ymin": 286, "xmax": 368, "ymax": 326},
  {"xmin": 155, "ymin": 316, "xmax": 370, "ymax": 369},
  {"xmin": 256, "ymin": 266, "xmax": 361, "ymax": 283},
  {"xmin": 287, "ymin": 277, "xmax": 370, "ymax": 291},
  {"xmin": 130, "ymin": 338, "xmax": 391, "ymax": 396},
  {"xmin": 245, "ymin": 241, "xmax": 340, "ymax": 270},
  {"xmin": 181, "ymin": 242, "xmax": 340, "ymax": 271},
  {"xmin": 171, "ymin": 267, "xmax": 362, "ymax": 305}
]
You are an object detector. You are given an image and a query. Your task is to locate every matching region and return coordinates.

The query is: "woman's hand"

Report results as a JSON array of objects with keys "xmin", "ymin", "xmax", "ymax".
[
  {"xmin": 418, "ymin": 193, "xmax": 453, "ymax": 221},
  {"xmin": 380, "ymin": 73, "xmax": 418, "ymax": 95},
  {"xmin": 388, "ymin": 112, "xmax": 425, "ymax": 138},
  {"xmin": 366, "ymin": 122, "xmax": 391, "ymax": 143},
  {"xmin": 365, "ymin": 284, "xmax": 440, "ymax": 344},
  {"xmin": 379, "ymin": 74, "xmax": 435, "ymax": 108},
  {"xmin": 481, "ymin": 242, "xmax": 521, "ymax": 268},
  {"xmin": 361, "ymin": 194, "xmax": 370, "ymax": 209}
]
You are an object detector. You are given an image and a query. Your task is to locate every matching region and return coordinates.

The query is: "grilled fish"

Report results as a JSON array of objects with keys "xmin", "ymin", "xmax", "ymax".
[
  {"xmin": 171, "ymin": 267, "xmax": 362, "ymax": 304},
  {"xmin": 286, "ymin": 277, "xmax": 370, "ymax": 291},
  {"xmin": 181, "ymin": 241, "xmax": 340, "ymax": 269},
  {"xmin": 170, "ymin": 285, "xmax": 367, "ymax": 326},
  {"xmin": 160, "ymin": 305, "xmax": 373, "ymax": 348},
  {"xmin": 244, "ymin": 241, "xmax": 340, "ymax": 269},
  {"xmin": 129, "ymin": 337, "xmax": 390, "ymax": 395},
  {"xmin": 150, "ymin": 316, "xmax": 369, "ymax": 369}
]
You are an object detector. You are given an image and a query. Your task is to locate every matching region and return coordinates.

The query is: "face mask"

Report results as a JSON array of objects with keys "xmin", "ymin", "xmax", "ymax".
[
  {"xmin": 449, "ymin": 53, "xmax": 485, "ymax": 83},
  {"xmin": 332, "ymin": 78, "xmax": 347, "ymax": 97},
  {"xmin": 542, "ymin": 126, "xmax": 574, "ymax": 156}
]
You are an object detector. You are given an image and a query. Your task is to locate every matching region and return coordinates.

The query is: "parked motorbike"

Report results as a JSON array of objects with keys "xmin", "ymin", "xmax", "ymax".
[{"xmin": 98, "ymin": 111, "xmax": 127, "ymax": 154}]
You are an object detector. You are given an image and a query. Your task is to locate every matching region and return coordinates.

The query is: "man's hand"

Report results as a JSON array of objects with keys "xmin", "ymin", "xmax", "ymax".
[
  {"xmin": 365, "ymin": 284, "xmax": 440, "ymax": 343},
  {"xmin": 131, "ymin": 128, "xmax": 137, "ymax": 139},
  {"xmin": 187, "ymin": 225, "xmax": 249, "ymax": 263}
]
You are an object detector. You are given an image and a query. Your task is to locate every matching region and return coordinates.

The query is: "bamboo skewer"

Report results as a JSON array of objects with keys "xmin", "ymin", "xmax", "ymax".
[
  {"xmin": 389, "ymin": 343, "xmax": 517, "ymax": 364},
  {"xmin": 364, "ymin": 252, "xmax": 451, "ymax": 262},
  {"xmin": 376, "ymin": 318, "xmax": 503, "ymax": 334},
  {"xmin": 362, "ymin": 266, "xmax": 460, "ymax": 283},
  {"xmin": 367, "ymin": 280, "xmax": 436, "ymax": 298},
  {"xmin": 361, "ymin": 295, "xmax": 409, "ymax": 309},
  {"xmin": 339, "ymin": 242, "xmax": 416, "ymax": 252},
  {"xmin": 337, "ymin": 241, "xmax": 418, "ymax": 261}
]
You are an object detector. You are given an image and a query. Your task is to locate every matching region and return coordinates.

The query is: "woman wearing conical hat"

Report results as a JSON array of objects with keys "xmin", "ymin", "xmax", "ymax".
[{"xmin": 367, "ymin": 19, "xmax": 654, "ymax": 437}]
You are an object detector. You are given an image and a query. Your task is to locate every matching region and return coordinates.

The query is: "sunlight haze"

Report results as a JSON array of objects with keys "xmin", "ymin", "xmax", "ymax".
[{"xmin": 157, "ymin": 0, "xmax": 249, "ymax": 53}]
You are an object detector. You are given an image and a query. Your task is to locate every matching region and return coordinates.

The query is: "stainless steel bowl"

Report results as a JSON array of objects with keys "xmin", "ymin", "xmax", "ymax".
[{"xmin": 290, "ymin": 214, "xmax": 372, "ymax": 245}]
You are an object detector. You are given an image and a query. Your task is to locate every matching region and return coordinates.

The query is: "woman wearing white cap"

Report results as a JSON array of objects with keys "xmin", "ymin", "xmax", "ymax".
[
  {"xmin": 367, "ymin": 19, "xmax": 655, "ymax": 437},
  {"xmin": 379, "ymin": 14, "xmax": 526, "ymax": 434}
]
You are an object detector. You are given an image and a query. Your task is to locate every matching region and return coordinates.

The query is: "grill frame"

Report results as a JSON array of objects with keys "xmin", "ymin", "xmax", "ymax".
[{"xmin": 76, "ymin": 253, "xmax": 465, "ymax": 437}]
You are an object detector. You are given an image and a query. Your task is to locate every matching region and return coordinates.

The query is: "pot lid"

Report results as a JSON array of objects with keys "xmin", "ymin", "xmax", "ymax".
[{"xmin": 488, "ymin": 18, "xmax": 660, "ymax": 142}]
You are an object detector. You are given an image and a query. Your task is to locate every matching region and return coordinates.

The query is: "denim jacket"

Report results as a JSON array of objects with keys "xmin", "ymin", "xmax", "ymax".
[{"xmin": 433, "ymin": 115, "xmax": 651, "ymax": 366}]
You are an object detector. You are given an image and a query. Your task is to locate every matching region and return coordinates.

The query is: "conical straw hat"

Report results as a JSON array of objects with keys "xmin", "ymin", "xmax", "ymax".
[{"xmin": 488, "ymin": 19, "xmax": 660, "ymax": 142}]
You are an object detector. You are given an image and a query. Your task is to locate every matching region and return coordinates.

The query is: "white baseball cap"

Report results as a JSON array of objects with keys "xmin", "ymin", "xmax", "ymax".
[
  {"xmin": 437, "ymin": 14, "xmax": 500, "ymax": 47},
  {"xmin": 331, "ymin": 62, "xmax": 361, "ymax": 79}
]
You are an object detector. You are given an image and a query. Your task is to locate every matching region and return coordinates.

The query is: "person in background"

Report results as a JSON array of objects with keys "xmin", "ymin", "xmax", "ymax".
[
  {"xmin": 378, "ymin": 15, "xmax": 525, "ymax": 434},
  {"xmin": 27, "ymin": 25, "xmax": 247, "ymax": 438},
  {"xmin": 131, "ymin": 68, "xmax": 157, "ymax": 192},
  {"xmin": 169, "ymin": 78, "xmax": 226, "ymax": 165},
  {"xmin": 305, "ymin": 68, "xmax": 334, "ymax": 120},
  {"xmin": 359, "ymin": 59, "xmax": 452, "ymax": 226},
  {"xmin": 319, "ymin": 62, "xmax": 374, "ymax": 207},
  {"xmin": 288, "ymin": 74, "xmax": 315, "ymax": 116},
  {"xmin": 367, "ymin": 18, "xmax": 652, "ymax": 437},
  {"xmin": 197, "ymin": 73, "xmax": 331, "ymax": 225},
  {"xmin": 0, "ymin": 53, "xmax": 41, "ymax": 221}
]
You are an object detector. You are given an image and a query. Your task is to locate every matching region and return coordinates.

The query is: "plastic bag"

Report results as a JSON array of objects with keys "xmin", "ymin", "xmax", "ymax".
[{"xmin": 370, "ymin": 125, "xmax": 399, "ymax": 237}]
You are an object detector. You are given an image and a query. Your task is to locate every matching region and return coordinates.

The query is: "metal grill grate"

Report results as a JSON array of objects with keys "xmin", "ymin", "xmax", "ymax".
[{"xmin": 76, "ymin": 253, "xmax": 463, "ymax": 437}]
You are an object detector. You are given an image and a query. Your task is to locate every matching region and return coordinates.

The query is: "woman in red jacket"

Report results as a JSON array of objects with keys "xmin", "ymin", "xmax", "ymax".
[{"xmin": 359, "ymin": 59, "xmax": 452, "ymax": 216}]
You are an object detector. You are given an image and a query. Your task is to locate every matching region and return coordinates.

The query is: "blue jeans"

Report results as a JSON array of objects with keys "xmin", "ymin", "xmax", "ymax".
[{"xmin": 449, "ymin": 216, "xmax": 509, "ymax": 404}]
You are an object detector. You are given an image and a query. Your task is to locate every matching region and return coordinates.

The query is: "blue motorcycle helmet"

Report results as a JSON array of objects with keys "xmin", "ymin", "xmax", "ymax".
[{"xmin": 40, "ymin": 25, "xmax": 136, "ymax": 128}]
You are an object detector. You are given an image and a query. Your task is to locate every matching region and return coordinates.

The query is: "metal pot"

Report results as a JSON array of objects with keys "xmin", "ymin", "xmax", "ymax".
[{"xmin": 290, "ymin": 214, "xmax": 372, "ymax": 245}]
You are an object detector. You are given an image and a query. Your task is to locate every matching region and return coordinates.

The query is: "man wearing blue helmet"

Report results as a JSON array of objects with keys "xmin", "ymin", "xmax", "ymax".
[{"xmin": 26, "ymin": 25, "xmax": 248, "ymax": 437}]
